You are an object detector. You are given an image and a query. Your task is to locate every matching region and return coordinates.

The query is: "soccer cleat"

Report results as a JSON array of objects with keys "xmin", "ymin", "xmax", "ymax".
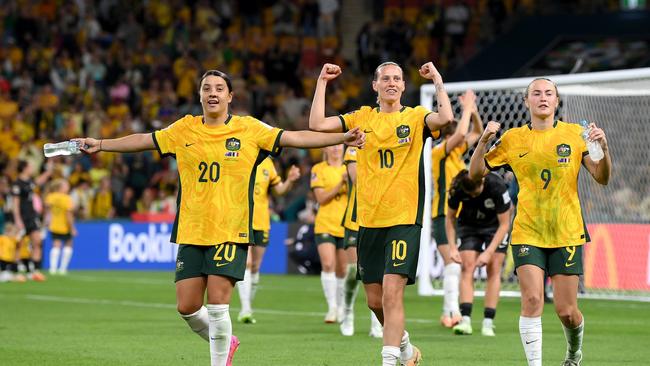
[
  {"xmin": 340, "ymin": 312, "xmax": 354, "ymax": 336},
  {"xmin": 30, "ymin": 272, "xmax": 47, "ymax": 282},
  {"xmin": 440, "ymin": 313, "xmax": 462, "ymax": 328},
  {"xmin": 453, "ymin": 318, "xmax": 473, "ymax": 335},
  {"xmin": 324, "ymin": 308, "xmax": 337, "ymax": 324},
  {"xmin": 481, "ymin": 324, "xmax": 496, "ymax": 337},
  {"xmin": 226, "ymin": 335, "xmax": 240, "ymax": 366},
  {"xmin": 402, "ymin": 345, "xmax": 422, "ymax": 366},
  {"xmin": 561, "ymin": 350, "xmax": 582, "ymax": 366},
  {"xmin": 237, "ymin": 311, "xmax": 257, "ymax": 324}
]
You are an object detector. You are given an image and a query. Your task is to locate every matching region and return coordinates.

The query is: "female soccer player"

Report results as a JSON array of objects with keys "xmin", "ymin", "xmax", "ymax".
[
  {"xmin": 309, "ymin": 61, "xmax": 453, "ymax": 366},
  {"xmin": 469, "ymin": 78, "xmax": 611, "ymax": 366},
  {"xmin": 237, "ymin": 157, "xmax": 300, "ymax": 324},
  {"xmin": 445, "ymin": 170, "xmax": 511, "ymax": 336},
  {"xmin": 431, "ymin": 89, "xmax": 483, "ymax": 328},
  {"xmin": 45, "ymin": 179, "xmax": 76, "ymax": 275},
  {"xmin": 74, "ymin": 70, "xmax": 365, "ymax": 366},
  {"xmin": 310, "ymin": 144, "xmax": 348, "ymax": 323}
]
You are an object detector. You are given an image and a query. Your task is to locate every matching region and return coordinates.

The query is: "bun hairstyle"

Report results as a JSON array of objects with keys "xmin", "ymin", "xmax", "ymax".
[{"xmin": 199, "ymin": 70, "xmax": 233, "ymax": 93}]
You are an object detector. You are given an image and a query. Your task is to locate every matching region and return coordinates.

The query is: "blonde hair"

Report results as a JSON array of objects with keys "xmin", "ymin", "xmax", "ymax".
[{"xmin": 524, "ymin": 77, "xmax": 559, "ymax": 100}]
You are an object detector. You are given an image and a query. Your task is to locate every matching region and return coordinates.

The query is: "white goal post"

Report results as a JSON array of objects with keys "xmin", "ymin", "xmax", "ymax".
[{"xmin": 417, "ymin": 67, "xmax": 650, "ymax": 302}]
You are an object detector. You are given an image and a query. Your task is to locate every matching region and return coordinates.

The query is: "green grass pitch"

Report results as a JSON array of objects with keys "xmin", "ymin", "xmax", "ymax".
[{"xmin": 1, "ymin": 271, "xmax": 649, "ymax": 365}]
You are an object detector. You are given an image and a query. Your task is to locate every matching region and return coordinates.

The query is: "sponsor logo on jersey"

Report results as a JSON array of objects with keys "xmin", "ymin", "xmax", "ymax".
[
  {"xmin": 396, "ymin": 124, "xmax": 410, "ymax": 138},
  {"xmin": 556, "ymin": 143, "xmax": 571, "ymax": 157},
  {"xmin": 226, "ymin": 137, "xmax": 241, "ymax": 151},
  {"xmin": 239, "ymin": 232, "xmax": 248, "ymax": 238}
]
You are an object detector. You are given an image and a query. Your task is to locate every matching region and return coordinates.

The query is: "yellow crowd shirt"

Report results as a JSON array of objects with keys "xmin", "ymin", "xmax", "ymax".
[
  {"xmin": 45, "ymin": 192, "xmax": 74, "ymax": 235},
  {"xmin": 340, "ymin": 106, "xmax": 440, "ymax": 228},
  {"xmin": 484, "ymin": 121, "xmax": 589, "ymax": 248},
  {"xmin": 311, "ymin": 161, "xmax": 347, "ymax": 237},
  {"xmin": 252, "ymin": 157, "xmax": 281, "ymax": 232},
  {"xmin": 153, "ymin": 114, "xmax": 283, "ymax": 245},
  {"xmin": 342, "ymin": 146, "xmax": 359, "ymax": 231},
  {"xmin": 431, "ymin": 140, "xmax": 467, "ymax": 218}
]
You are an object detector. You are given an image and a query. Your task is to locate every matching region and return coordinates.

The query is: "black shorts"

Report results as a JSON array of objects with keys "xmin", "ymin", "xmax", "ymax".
[
  {"xmin": 344, "ymin": 229, "xmax": 358, "ymax": 249},
  {"xmin": 432, "ymin": 216, "xmax": 449, "ymax": 246},
  {"xmin": 50, "ymin": 232, "xmax": 72, "ymax": 241},
  {"xmin": 252, "ymin": 230, "xmax": 269, "ymax": 247},
  {"xmin": 315, "ymin": 233, "xmax": 344, "ymax": 249},
  {"xmin": 512, "ymin": 244, "xmax": 583, "ymax": 276},
  {"xmin": 458, "ymin": 227, "xmax": 508, "ymax": 254},
  {"xmin": 22, "ymin": 216, "xmax": 41, "ymax": 235},
  {"xmin": 174, "ymin": 243, "xmax": 249, "ymax": 282}
]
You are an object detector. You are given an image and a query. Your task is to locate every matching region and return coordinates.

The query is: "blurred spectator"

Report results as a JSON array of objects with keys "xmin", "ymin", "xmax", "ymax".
[
  {"xmin": 114, "ymin": 187, "xmax": 137, "ymax": 218},
  {"xmin": 91, "ymin": 176, "xmax": 114, "ymax": 219}
]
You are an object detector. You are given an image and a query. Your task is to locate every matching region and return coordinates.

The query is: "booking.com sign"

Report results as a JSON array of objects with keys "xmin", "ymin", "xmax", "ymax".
[{"xmin": 42, "ymin": 221, "xmax": 288, "ymax": 273}]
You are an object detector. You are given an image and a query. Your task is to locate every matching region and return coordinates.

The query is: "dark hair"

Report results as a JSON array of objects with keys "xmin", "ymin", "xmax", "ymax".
[
  {"xmin": 373, "ymin": 61, "xmax": 402, "ymax": 81},
  {"xmin": 199, "ymin": 70, "xmax": 233, "ymax": 93},
  {"xmin": 450, "ymin": 169, "xmax": 481, "ymax": 196},
  {"xmin": 440, "ymin": 120, "xmax": 458, "ymax": 138},
  {"xmin": 524, "ymin": 77, "xmax": 559, "ymax": 100},
  {"xmin": 17, "ymin": 160, "xmax": 29, "ymax": 174}
]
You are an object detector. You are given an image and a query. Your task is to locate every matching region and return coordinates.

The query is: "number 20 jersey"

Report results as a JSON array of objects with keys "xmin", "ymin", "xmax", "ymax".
[
  {"xmin": 340, "ymin": 106, "xmax": 440, "ymax": 228},
  {"xmin": 153, "ymin": 114, "xmax": 283, "ymax": 245},
  {"xmin": 484, "ymin": 121, "xmax": 588, "ymax": 248}
]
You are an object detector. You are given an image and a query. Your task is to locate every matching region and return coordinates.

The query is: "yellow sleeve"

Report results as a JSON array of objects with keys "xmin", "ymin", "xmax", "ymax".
[
  {"xmin": 251, "ymin": 118, "xmax": 283, "ymax": 156},
  {"xmin": 339, "ymin": 109, "xmax": 362, "ymax": 132},
  {"xmin": 419, "ymin": 106, "xmax": 440, "ymax": 139},
  {"xmin": 153, "ymin": 115, "xmax": 189, "ymax": 156},
  {"xmin": 432, "ymin": 141, "xmax": 446, "ymax": 159},
  {"xmin": 343, "ymin": 147, "xmax": 357, "ymax": 164},
  {"xmin": 269, "ymin": 161, "xmax": 281, "ymax": 186},
  {"xmin": 310, "ymin": 164, "xmax": 325, "ymax": 189},
  {"xmin": 485, "ymin": 131, "xmax": 511, "ymax": 170}
]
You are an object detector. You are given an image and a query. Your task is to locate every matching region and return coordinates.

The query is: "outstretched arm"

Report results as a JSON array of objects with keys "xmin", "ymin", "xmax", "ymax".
[
  {"xmin": 75, "ymin": 133, "xmax": 156, "ymax": 154},
  {"xmin": 420, "ymin": 62, "xmax": 454, "ymax": 131},
  {"xmin": 280, "ymin": 128, "xmax": 365, "ymax": 149},
  {"xmin": 309, "ymin": 64, "xmax": 345, "ymax": 132},
  {"xmin": 469, "ymin": 121, "xmax": 500, "ymax": 181},
  {"xmin": 582, "ymin": 123, "xmax": 611, "ymax": 185}
]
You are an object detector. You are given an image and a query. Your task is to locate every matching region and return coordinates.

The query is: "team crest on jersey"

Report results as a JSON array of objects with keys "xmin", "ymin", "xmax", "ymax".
[
  {"xmin": 396, "ymin": 125, "xmax": 411, "ymax": 144},
  {"xmin": 518, "ymin": 246, "xmax": 530, "ymax": 257},
  {"xmin": 484, "ymin": 198, "xmax": 495, "ymax": 209},
  {"xmin": 226, "ymin": 138, "xmax": 241, "ymax": 151},
  {"xmin": 556, "ymin": 144, "xmax": 571, "ymax": 157}
]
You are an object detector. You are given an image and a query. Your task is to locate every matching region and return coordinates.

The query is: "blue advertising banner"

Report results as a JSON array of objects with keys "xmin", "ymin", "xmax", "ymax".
[{"xmin": 43, "ymin": 221, "xmax": 288, "ymax": 274}]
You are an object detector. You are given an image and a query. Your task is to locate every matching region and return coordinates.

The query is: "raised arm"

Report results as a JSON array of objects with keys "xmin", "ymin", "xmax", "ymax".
[
  {"xmin": 466, "ymin": 101, "xmax": 484, "ymax": 147},
  {"xmin": 309, "ymin": 64, "xmax": 345, "ymax": 132},
  {"xmin": 581, "ymin": 122, "xmax": 611, "ymax": 185},
  {"xmin": 420, "ymin": 62, "xmax": 454, "ymax": 131},
  {"xmin": 469, "ymin": 121, "xmax": 500, "ymax": 181},
  {"xmin": 75, "ymin": 133, "xmax": 156, "ymax": 154},
  {"xmin": 272, "ymin": 165, "xmax": 301, "ymax": 196},
  {"xmin": 280, "ymin": 128, "xmax": 365, "ymax": 149},
  {"xmin": 445, "ymin": 90, "xmax": 475, "ymax": 154}
]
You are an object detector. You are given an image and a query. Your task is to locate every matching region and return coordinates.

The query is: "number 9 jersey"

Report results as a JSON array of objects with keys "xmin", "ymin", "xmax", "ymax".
[
  {"xmin": 153, "ymin": 114, "xmax": 283, "ymax": 246},
  {"xmin": 339, "ymin": 106, "xmax": 440, "ymax": 228},
  {"xmin": 484, "ymin": 121, "xmax": 589, "ymax": 248}
]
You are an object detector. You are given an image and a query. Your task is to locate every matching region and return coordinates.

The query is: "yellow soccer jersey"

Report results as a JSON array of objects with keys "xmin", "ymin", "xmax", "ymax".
[
  {"xmin": 340, "ymin": 106, "xmax": 440, "ymax": 228},
  {"xmin": 45, "ymin": 192, "xmax": 74, "ymax": 234},
  {"xmin": 311, "ymin": 161, "xmax": 347, "ymax": 237},
  {"xmin": 253, "ymin": 157, "xmax": 281, "ymax": 232},
  {"xmin": 153, "ymin": 114, "xmax": 283, "ymax": 245},
  {"xmin": 485, "ymin": 121, "xmax": 588, "ymax": 248},
  {"xmin": 0, "ymin": 235, "xmax": 17, "ymax": 262},
  {"xmin": 431, "ymin": 140, "xmax": 467, "ymax": 218},
  {"xmin": 342, "ymin": 146, "xmax": 359, "ymax": 231}
]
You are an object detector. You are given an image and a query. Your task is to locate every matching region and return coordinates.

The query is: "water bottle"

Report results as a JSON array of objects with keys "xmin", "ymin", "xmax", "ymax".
[
  {"xmin": 43, "ymin": 140, "xmax": 82, "ymax": 158},
  {"xmin": 579, "ymin": 120, "xmax": 604, "ymax": 162}
]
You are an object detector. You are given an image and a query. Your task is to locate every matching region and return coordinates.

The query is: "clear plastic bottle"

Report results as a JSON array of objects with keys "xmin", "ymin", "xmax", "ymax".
[
  {"xmin": 579, "ymin": 120, "xmax": 604, "ymax": 162},
  {"xmin": 43, "ymin": 140, "xmax": 82, "ymax": 158}
]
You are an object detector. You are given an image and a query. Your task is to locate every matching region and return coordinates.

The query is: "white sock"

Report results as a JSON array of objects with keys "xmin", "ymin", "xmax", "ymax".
[
  {"xmin": 49, "ymin": 247, "xmax": 61, "ymax": 273},
  {"xmin": 381, "ymin": 346, "xmax": 401, "ymax": 366},
  {"xmin": 343, "ymin": 264, "xmax": 360, "ymax": 312},
  {"xmin": 180, "ymin": 306, "xmax": 209, "ymax": 341},
  {"xmin": 519, "ymin": 316, "xmax": 542, "ymax": 366},
  {"xmin": 336, "ymin": 276, "xmax": 345, "ymax": 314},
  {"xmin": 250, "ymin": 271, "xmax": 260, "ymax": 301},
  {"xmin": 443, "ymin": 263, "xmax": 461, "ymax": 316},
  {"xmin": 60, "ymin": 247, "xmax": 73, "ymax": 272},
  {"xmin": 400, "ymin": 330, "xmax": 414, "ymax": 362},
  {"xmin": 320, "ymin": 271, "xmax": 337, "ymax": 311},
  {"xmin": 563, "ymin": 317, "xmax": 584, "ymax": 358},
  {"xmin": 237, "ymin": 269, "xmax": 252, "ymax": 314},
  {"xmin": 207, "ymin": 304, "xmax": 232, "ymax": 366}
]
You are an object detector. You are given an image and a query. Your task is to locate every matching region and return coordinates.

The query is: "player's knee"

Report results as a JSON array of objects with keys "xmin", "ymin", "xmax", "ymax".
[
  {"xmin": 177, "ymin": 302, "xmax": 202, "ymax": 315},
  {"xmin": 555, "ymin": 305, "xmax": 579, "ymax": 324},
  {"xmin": 522, "ymin": 293, "xmax": 543, "ymax": 312},
  {"xmin": 366, "ymin": 297, "xmax": 382, "ymax": 313}
]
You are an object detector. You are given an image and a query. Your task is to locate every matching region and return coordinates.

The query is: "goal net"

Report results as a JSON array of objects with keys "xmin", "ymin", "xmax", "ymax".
[{"xmin": 418, "ymin": 68, "xmax": 650, "ymax": 302}]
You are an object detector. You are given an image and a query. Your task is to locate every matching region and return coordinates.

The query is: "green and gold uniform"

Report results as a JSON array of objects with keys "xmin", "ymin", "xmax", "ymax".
[
  {"xmin": 342, "ymin": 146, "xmax": 359, "ymax": 248},
  {"xmin": 252, "ymin": 157, "xmax": 281, "ymax": 247},
  {"xmin": 310, "ymin": 160, "xmax": 347, "ymax": 249},
  {"xmin": 431, "ymin": 140, "xmax": 467, "ymax": 245},
  {"xmin": 45, "ymin": 192, "xmax": 74, "ymax": 241}
]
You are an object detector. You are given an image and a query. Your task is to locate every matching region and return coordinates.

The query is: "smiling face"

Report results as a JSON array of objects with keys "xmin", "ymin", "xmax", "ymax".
[
  {"xmin": 199, "ymin": 74, "xmax": 233, "ymax": 117},
  {"xmin": 525, "ymin": 78, "xmax": 559, "ymax": 120},
  {"xmin": 372, "ymin": 63, "xmax": 405, "ymax": 105}
]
